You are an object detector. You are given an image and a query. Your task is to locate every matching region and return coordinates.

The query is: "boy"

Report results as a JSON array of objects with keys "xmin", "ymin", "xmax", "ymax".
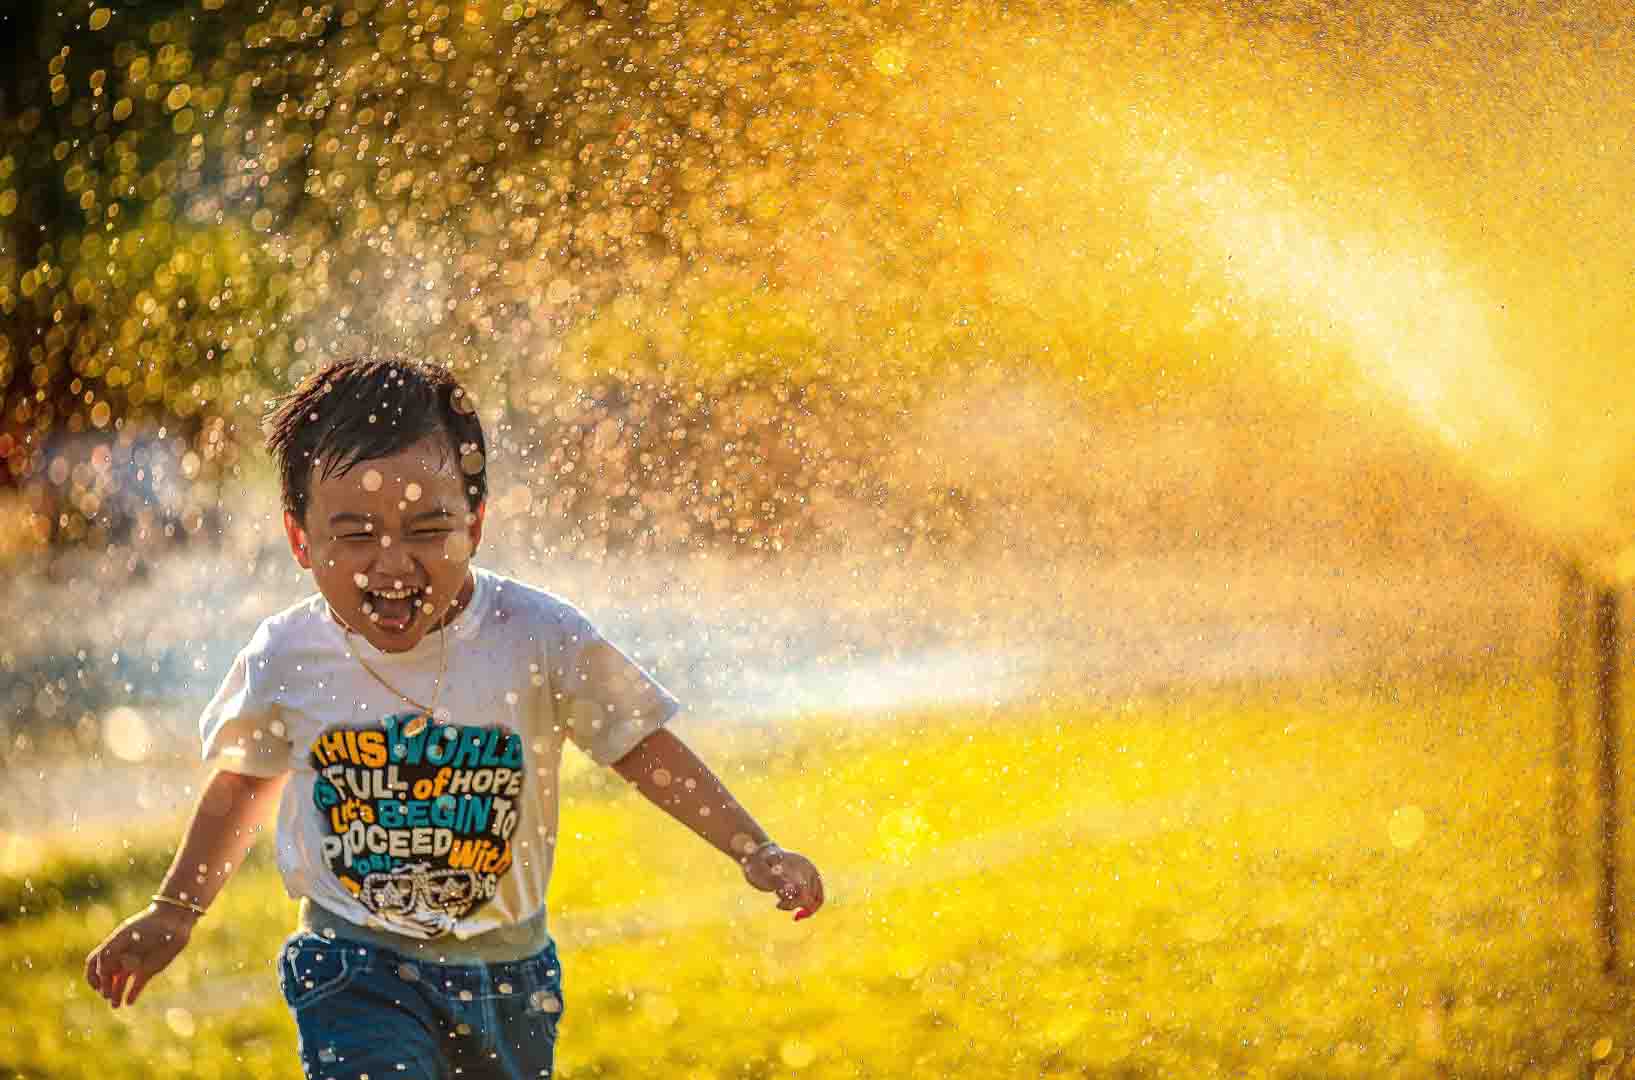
[{"xmin": 85, "ymin": 355, "xmax": 824, "ymax": 1079}]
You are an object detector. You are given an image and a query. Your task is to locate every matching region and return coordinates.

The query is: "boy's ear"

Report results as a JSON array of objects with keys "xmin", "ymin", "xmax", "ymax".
[
  {"xmin": 467, "ymin": 501, "xmax": 486, "ymax": 553},
  {"xmin": 284, "ymin": 510, "xmax": 313, "ymax": 569}
]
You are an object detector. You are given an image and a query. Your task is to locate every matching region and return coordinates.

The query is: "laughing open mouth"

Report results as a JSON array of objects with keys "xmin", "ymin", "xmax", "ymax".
[{"xmin": 363, "ymin": 585, "xmax": 427, "ymax": 629}]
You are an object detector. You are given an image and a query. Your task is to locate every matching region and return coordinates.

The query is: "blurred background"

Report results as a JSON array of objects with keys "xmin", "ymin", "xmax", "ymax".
[{"xmin": 3, "ymin": 0, "xmax": 1635, "ymax": 1076}]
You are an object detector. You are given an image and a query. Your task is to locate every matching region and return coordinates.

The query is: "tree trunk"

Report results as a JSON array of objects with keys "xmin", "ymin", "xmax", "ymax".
[
  {"xmin": 1556, "ymin": 561, "xmax": 1585, "ymax": 883},
  {"xmin": 1595, "ymin": 587, "xmax": 1621, "ymax": 976}
]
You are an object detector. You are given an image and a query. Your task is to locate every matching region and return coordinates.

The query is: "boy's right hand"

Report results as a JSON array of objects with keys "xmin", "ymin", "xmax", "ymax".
[{"xmin": 84, "ymin": 903, "xmax": 198, "ymax": 1008}]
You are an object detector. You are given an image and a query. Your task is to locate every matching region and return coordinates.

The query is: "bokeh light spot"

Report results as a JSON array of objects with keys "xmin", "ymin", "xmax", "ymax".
[
  {"xmin": 1388, "ymin": 805, "xmax": 1427, "ymax": 850},
  {"xmin": 102, "ymin": 706, "xmax": 151, "ymax": 763},
  {"xmin": 780, "ymin": 1040, "xmax": 818, "ymax": 1069},
  {"xmin": 164, "ymin": 1007, "xmax": 196, "ymax": 1038},
  {"xmin": 872, "ymin": 45, "xmax": 909, "ymax": 77}
]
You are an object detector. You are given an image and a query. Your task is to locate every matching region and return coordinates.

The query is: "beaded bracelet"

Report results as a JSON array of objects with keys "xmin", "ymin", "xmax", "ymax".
[
  {"xmin": 151, "ymin": 893, "xmax": 208, "ymax": 917},
  {"xmin": 742, "ymin": 839, "xmax": 780, "ymax": 861}
]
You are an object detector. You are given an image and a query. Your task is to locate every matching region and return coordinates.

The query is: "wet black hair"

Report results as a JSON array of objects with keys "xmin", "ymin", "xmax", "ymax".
[{"xmin": 263, "ymin": 355, "xmax": 487, "ymax": 524}]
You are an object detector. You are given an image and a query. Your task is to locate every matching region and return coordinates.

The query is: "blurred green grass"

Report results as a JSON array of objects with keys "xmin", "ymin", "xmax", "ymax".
[{"xmin": 4, "ymin": 674, "xmax": 1629, "ymax": 1078}]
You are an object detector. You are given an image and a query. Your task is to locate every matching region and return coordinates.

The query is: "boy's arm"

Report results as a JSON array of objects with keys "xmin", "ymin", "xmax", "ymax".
[
  {"xmin": 612, "ymin": 728, "xmax": 824, "ymax": 920},
  {"xmin": 85, "ymin": 768, "xmax": 287, "ymax": 1008}
]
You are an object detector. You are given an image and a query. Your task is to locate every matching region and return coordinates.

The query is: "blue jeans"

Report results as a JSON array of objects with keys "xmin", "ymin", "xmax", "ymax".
[{"xmin": 278, "ymin": 931, "xmax": 565, "ymax": 1079}]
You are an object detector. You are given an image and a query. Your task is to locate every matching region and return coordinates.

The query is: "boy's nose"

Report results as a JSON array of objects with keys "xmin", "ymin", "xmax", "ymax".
[{"xmin": 373, "ymin": 536, "xmax": 416, "ymax": 574}]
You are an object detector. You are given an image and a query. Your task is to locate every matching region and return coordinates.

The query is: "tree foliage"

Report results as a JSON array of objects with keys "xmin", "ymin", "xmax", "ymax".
[{"xmin": 1, "ymin": 0, "xmax": 1236, "ymax": 479}]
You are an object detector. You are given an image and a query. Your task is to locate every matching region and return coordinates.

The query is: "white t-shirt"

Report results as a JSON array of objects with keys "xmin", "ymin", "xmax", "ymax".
[{"xmin": 199, "ymin": 567, "xmax": 678, "ymax": 942}]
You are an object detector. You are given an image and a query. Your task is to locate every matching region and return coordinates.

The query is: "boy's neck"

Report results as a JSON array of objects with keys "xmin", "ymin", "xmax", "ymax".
[{"xmin": 431, "ymin": 570, "xmax": 478, "ymax": 631}]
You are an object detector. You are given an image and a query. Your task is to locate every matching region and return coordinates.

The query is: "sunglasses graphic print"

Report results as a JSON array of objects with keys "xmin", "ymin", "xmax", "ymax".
[
  {"xmin": 360, "ymin": 864, "xmax": 480, "ymax": 916},
  {"xmin": 309, "ymin": 713, "xmax": 526, "ymax": 937}
]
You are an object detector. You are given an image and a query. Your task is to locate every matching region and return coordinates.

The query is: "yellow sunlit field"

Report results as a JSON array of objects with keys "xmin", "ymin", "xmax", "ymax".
[{"xmin": 6, "ymin": 673, "xmax": 1631, "ymax": 1078}]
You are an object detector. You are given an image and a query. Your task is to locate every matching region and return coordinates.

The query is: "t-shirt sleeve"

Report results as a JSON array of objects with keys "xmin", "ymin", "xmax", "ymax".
[
  {"xmin": 199, "ymin": 624, "xmax": 293, "ymax": 777},
  {"xmin": 551, "ymin": 607, "xmax": 681, "ymax": 766}
]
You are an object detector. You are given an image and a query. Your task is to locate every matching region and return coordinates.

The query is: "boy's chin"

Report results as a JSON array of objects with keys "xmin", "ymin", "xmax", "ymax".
[{"xmin": 362, "ymin": 621, "xmax": 427, "ymax": 651}]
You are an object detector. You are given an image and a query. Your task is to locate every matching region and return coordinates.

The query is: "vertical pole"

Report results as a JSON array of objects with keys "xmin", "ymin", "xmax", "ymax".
[
  {"xmin": 1557, "ymin": 562, "xmax": 1585, "ymax": 883},
  {"xmin": 1595, "ymin": 587, "xmax": 1621, "ymax": 976}
]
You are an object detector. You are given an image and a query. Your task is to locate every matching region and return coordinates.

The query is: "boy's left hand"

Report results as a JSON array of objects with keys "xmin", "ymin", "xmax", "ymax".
[{"xmin": 741, "ymin": 844, "xmax": 824, "ymax": 921}]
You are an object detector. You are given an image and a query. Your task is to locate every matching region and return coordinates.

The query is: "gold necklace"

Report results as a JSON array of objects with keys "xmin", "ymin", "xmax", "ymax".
[{"xmin": 343, "ymin": 621, "xmax": 448, "ymax": 738}]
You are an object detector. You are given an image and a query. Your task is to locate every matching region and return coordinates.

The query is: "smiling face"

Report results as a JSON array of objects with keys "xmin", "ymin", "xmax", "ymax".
[{"xmin": 284, "ymin": 435, "xmax": 485, "ymax": 653}]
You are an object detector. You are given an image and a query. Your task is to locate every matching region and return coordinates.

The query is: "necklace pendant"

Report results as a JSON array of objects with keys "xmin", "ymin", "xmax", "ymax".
[
  {"xmin": 431, "ymin": 705, "xmax": 452, "ymax": 724},
  {"xmin": 402, "ymin": 712, "xmax": 430, "ymax": 738}
]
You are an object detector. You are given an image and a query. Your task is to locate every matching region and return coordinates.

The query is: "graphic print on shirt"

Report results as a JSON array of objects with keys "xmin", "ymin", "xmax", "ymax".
[{"xmin": 310, "ymin": 712, "xmax": 525, "ymax": 937}]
